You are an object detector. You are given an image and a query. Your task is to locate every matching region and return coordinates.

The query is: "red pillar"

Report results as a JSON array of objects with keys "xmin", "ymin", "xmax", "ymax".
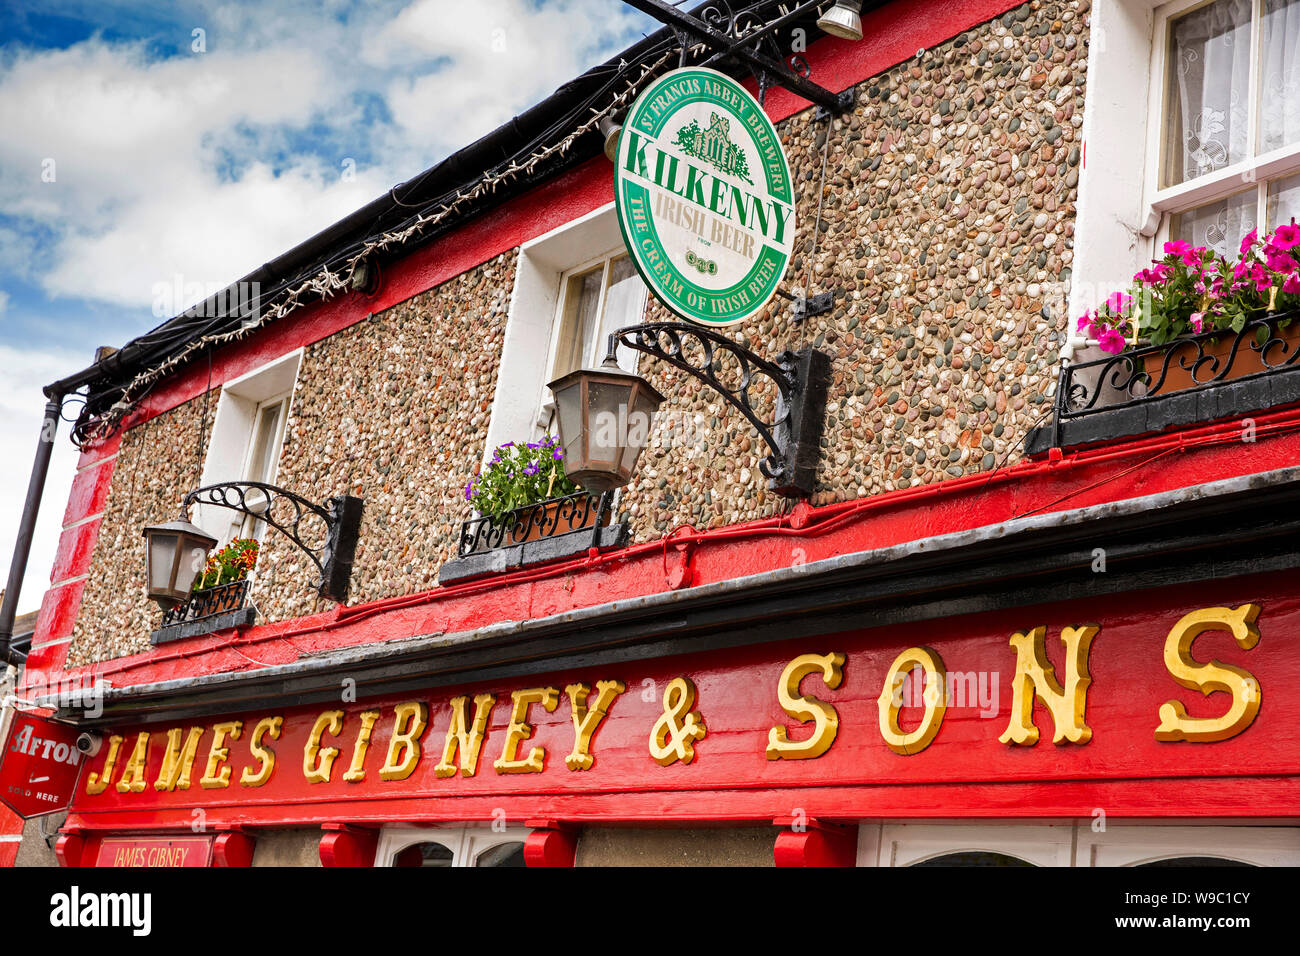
[
  {"xmin": 319, "ymin": 824, "xmax": 379, "ymax": 867},
  {"xmin": 213, "ymin": 829, "xmax": 256, "ymax": 867},
  {"xmin": 523, "ymin": 820, "xmax": 577, "ymax": 867},
  {"xmin": 773, "ymin": 818, "xmax": 858, "ymax": 867}
]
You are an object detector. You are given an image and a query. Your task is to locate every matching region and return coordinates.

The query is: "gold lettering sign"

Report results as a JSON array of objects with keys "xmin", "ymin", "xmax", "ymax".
[
  {"xmin": 154, "ymin": 726, "xmax": 204, "ymax": 792},
  {"xmin": 85, "ymin": 735, "xmax": 122, "ymax": 796},
  {"xmin": 495, "ymin": 688, "xmax": 559, "ymax": 774},
  {"xmin": 200, "ymin": 721, "xmax": 242, "ymax": 789},
  {"xmin": 342, "ymin": 710, "xmax": 381, "ymax": 783},
  {"xmin": 435, "ymin": 694, "xmax": 495, "ymax": 778},
  {"xmin": 303, "ymin": 710, "xmax": 344, "ymax": 784},
  {"xmin": 1155, "ymin": 604, "xmax": 1262, "ymax": 743},
  {"xmin": 766, "ymin": 652, "xmax": 845, "ymax": 760},
  {"xmin": 565, "ymin": 680, "xmax": 625, "ymax": 771},
  {"xmin": 115, "ymin": 732, "xmax": 150, "ymax": 793},
  {"xmin": 380, "ymin": 702, "xmax": 428, "ymax": 781},
  {"xmin": 240, "ymin": 716, "xmax": 282, "ymax": 787},
  {"xmin": 877, "ymin": 646, "xmax": 946, "ymax": 755},
  {"xmin": 999, "ymin": 624, "xmax": 1099, "ymax": 746}
]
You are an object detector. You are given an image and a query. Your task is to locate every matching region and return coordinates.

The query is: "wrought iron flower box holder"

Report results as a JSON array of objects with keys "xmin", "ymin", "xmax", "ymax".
[
  {"xmin": 459, "ymin": 491, "xmax": 613, "ymax": 557},
  {"xmin": 161, "ymin": 578, "xmax": 252, "ymax": 628},
  {"xmin": 1043, "ymin": 310, "xmax": 1300, "ymax": 450}
]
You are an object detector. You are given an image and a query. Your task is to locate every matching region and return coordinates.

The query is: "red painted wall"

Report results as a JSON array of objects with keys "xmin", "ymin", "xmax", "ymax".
[{"xmin": 64, "ymin": 567, "xmax": 1297, "ymax": 832}]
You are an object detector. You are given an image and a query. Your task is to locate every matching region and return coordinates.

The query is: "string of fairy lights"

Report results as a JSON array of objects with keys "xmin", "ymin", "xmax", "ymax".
[{"xmin": 70, "ymin": 41, "xmax": 693, "ymax": 448}]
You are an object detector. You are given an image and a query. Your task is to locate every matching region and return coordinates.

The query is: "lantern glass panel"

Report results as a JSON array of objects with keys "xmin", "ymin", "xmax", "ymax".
[
  {"xmin": 586, "ymin": 379, "xmax": 633, "ymax": 469},
  {"xmin": 148, "ymin": 532, "xmax": 178, "ymax": 592},
  {"xmin": 553, "ymin": 379, "xmax": 584, "ymax": 469}
]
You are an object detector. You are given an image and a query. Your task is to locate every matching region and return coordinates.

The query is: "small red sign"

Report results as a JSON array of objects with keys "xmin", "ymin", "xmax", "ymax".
[
  {"xmin": 96, "ymin": 836, "xmax": 213, "ymax": 867},
  {"xmin": 0, "ymin": 712, "xmax": 84, "ymax": 819}
]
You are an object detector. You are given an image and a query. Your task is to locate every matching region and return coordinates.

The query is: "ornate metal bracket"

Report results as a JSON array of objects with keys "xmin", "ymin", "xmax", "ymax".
[
  {"xmin": 607, "ymin": 322, "xmax": 831, "ymax": 497},
  {"xmin": 621, "ymin": 0, "xmax": 856, "ymax": 114},
  {"xmin": 182, "ymin": 481, "xmax": 364, "ymax": 603}
]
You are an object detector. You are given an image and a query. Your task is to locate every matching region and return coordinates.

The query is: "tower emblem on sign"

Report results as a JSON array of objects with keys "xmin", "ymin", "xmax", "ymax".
[{"xmin": 673, "ymin": 112, "xmax": 754, "ymax": 185}]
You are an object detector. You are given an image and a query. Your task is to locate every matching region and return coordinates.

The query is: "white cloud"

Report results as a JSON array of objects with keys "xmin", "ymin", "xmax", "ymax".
[{"xmin": 0, "ymin": 345, "xmax": 84, "ymax": 616}]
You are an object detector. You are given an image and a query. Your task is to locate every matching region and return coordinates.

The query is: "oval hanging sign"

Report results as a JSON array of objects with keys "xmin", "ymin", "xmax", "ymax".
[{"xmin": 615, "ymin": 67, "xmax": 795, "ymax": 328}]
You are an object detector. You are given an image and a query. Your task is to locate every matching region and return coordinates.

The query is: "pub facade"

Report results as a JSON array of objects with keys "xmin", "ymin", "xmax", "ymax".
[{"xmin": 4, "ymin": 0, "xmax": 1300, "ymax": 867}]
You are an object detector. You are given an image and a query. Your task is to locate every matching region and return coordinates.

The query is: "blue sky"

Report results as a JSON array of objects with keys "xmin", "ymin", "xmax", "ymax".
[{"xmin": 0, "ymin": 0, "xmax": 655, "ymax": 614}]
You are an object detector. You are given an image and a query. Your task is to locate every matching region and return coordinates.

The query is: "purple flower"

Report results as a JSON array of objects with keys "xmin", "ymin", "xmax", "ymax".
[
  {"xmin": 523, "ymin": 463, "xmax": 539, "ymax": 476},
  {"xmin": 552, "ymin": 450, "xmax": 563, "ymax": 460}
]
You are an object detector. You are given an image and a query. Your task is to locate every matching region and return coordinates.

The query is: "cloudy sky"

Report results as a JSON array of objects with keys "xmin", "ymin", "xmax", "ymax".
[{"xmin": 0, "ymin": 0, "xmax": 655, "ymax": 614}]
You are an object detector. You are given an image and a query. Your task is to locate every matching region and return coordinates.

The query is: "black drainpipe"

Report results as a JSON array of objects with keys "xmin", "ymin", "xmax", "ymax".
[{"xmin": 0, "ymin": 391, "xmax": 64, "ymax": 668}]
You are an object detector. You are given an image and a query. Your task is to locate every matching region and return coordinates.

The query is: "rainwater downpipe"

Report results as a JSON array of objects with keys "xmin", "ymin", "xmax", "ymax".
[{"xmin": 0, "ymin": 391, "xmax": 64, "ymax": 668}]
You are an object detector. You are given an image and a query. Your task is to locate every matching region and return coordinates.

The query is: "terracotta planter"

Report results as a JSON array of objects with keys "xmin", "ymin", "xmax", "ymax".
[
  {"xmin": 507, "ymin": 494, "xmax": 609, "ymax": 545},
  {"xmin": 1142, "ymin": 319, "xmax": 1300, "ymax": 396}
]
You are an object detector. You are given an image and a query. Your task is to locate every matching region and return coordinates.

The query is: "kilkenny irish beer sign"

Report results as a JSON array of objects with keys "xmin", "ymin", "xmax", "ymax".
[{"xmin": 615, "ymin": 67, "xmax": 795, "ymax": 327}]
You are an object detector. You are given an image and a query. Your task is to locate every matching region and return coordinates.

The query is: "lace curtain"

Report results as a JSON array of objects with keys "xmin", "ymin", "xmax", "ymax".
[{"xmin": 1261, "ymin": 0, "xmax": 1300, "ymax": 155}]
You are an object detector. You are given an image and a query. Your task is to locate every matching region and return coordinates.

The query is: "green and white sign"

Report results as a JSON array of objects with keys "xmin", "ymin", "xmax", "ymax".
[{"xmin": 615, "ymin": 67, "xmax": 795, "ymax": 327}]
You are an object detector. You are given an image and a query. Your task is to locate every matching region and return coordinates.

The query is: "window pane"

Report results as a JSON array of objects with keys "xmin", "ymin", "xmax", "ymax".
[
  {"xmin": 553, "ymin": 267, "xmax": 604, "ymax": 379},
  {"xmin": 1162, "ymin": 0, "xmax": 1253, "ymax": 187},
  {"xmin": 1260, "ymin": 0, "xmax": 1300, "ymax": 153},
  {"xmin": 1170, "ymin": 189, "xmax": 1258, "ymax": 257},
  {"xmin": 913, "ymin": 851, "xmax": 1035, "ymax": 867},
  {"xmin": 597, "ymin": 256, "xmax": 648, "ymax": 373},
  {"xmin": 474, "ymin": 842, "xmax": 526, "ymax": 867},
  {"xmin": 393, "ymin": 841, "xmax": 455, "ymax": 867},
  {"xmin": 246, "ymin": 400, "xmax": 284, "ymax": 486},
  {"xmin": 1267, "ymin": 171, "xmax": 1300, "ymax": 227}
]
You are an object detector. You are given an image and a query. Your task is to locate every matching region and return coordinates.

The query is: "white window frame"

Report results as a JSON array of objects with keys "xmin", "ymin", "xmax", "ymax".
[
  {"xmin": 1143, "ymin": 0, "xmax": 1300, "ymax": 244},
  {"xmin": 858, "ymin": 821, "xmax": 1300, "ymax": 866},
  {"xmin": 373, "ymin": 825, "xmax": 532, "ymax": 867},
  {"xmin": 1066, "ymin": 0, "xmax": 1300, "ymax": 363},
  {"xmin": 483, "ymin": 202, "xmax": 645, "ymax": 465},
  {"xmin": 196, "ymin": 349, "xmax": 303, "ymax": 547}
]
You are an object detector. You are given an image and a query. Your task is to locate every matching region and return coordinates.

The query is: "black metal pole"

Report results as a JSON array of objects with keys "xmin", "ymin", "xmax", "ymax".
[{"xmin": 0, "ymin": 394, "xmax": 62, "ymax": 667}]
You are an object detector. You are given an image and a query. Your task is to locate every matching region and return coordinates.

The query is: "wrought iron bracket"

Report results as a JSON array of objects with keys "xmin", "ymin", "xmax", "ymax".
[
  {"xmin": 607, "ymin": 322, "xmax": 832, "ymax": 497},
  {"xmin": 621, "ymin": 0, "xmax": 856, "ymax": 114},
  {"xmin": 181, "ymin": 481, "xmax": 364, "ymax": 603}
]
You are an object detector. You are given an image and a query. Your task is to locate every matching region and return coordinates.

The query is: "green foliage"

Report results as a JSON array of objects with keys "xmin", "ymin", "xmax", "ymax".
[
  {"xmin": 194, "ymin": 537, "xmax": 258, "ymax": 592},
  {"xmin": 465, "ymin": 437, "xmax": 579, "ymax": 520}
]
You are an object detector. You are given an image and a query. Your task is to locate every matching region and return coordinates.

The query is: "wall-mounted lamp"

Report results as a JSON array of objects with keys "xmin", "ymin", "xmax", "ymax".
[
  {"xmin": 142, "ymin": 482, "xmax": 364, "ymax": 612},
  {"xmin": 816, "ymin": 1, "xmax": 864, "ymax": 41},
  {"xmin": 549, "ymin": 322, "xmax": 831, "ymax": 499}
]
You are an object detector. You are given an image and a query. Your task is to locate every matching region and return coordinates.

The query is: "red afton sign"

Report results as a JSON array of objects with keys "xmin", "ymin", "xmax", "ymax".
[{"xmin": 0, "ymin": 712, "xmax": 84, "ymax": 818}]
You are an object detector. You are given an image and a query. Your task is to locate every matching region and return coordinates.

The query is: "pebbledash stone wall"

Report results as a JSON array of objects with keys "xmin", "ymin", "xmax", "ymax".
[
  {"xmin": 68, "ymin": 393, "xmax": 216, "ymax": 666},
  {"xmin": 65, "ymin": 0, "xmax": 1087, "ymax": 663},
  {"xmin": 248, "ymin": 251, "xmax": 515, "ymax": 623},
  {"xmin": 623, "ymin": 0, "xmax": 1088, "ymax": 536},
  {"xmin": 67, "ymin": 253, "xmax": 515, "ymax": 665}
]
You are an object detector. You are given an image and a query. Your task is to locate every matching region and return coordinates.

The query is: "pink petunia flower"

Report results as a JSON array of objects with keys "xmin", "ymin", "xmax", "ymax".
[
  {"xmin": 1271, "ymin": 223, "xmax": 1300, "ymax": 251},
  {"xmin": 1283, "ymin": 273, "xmax": 1300, "ymax": 294},
  {"xmin": 1097, "ymin": 327, "xmax": 1127, "ymax": 354},
  {"xmin": 1105, "ymin": 291, "xmax": 1132, "ymax": 314},
  {"xmin": 1239, "ymin": 229, "xmax": 1258, "ymax": 256},
  {"xmin": 1163, "ymin": 240, "xmax": 1192, "ymax": 257},
  {"xmin": 1189, "ymin": 312, "xmax": 1206, "ymax": 334}
]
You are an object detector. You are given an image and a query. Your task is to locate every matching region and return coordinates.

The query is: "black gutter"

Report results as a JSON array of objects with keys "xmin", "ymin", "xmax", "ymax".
[{"xmin": 0, "ymin": 395, "xmax": 62, "ymax": 667}]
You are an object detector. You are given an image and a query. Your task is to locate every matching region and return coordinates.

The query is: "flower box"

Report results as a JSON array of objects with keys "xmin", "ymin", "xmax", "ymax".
[
  {"xmin": 1141, "ymin": 316, "xmax": 1300, "ymax": 397},
  {"xmin": 459, "ymin": 491, "xmax": 611, "ymax": 556}
]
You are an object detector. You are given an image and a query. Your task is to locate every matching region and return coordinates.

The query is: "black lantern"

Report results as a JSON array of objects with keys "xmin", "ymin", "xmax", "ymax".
[
  {"xmin": 548, "ymin": 356, "xmax": 665, "ymax": 492},
  {"xmin": 142, "ymin": 516, "xmax": 218, "ymax": 611}
]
